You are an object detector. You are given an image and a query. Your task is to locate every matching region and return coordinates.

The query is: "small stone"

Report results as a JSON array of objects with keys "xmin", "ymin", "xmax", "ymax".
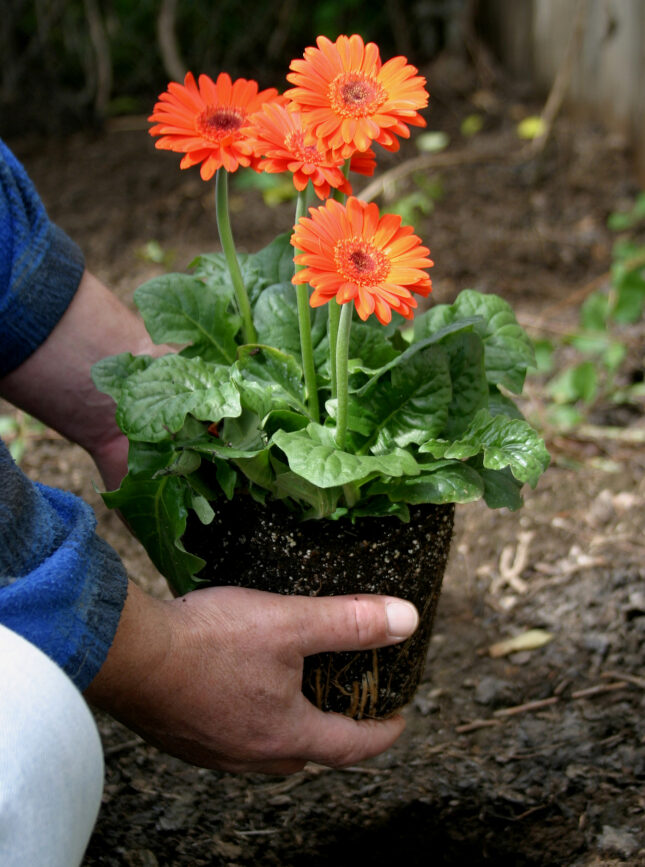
[
  {"xmin": 474, "ymin": 676, "xmax": 513, "ymax": 706},
  {"xmin": 597, "ymin": 825, "xmax": 640, "ymax": 858}
]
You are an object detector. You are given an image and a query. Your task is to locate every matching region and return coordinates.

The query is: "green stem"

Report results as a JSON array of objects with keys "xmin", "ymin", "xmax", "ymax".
[
  {"xmin": 215, "ymin": 169, "xmax": 256, "ymax": 344},
  {"xmin": 335, "ymin": 302, "xmax": 353, "ymax": 450},
  {"xmin": 329, "ymin": 160, "xmax": 351, "ymax": 398},
  {"xmin": 328, "ymin": 301, "xmax": 341, "ymax": 398},
  {"xmin": 294, "ymin": 188, "xmax": 319, "ymax": 422}
]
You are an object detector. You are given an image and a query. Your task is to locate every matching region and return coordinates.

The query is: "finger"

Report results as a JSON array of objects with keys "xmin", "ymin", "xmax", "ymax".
[
  {"xmin": 285, "ymin": 594, "xmax": 419, "ymax": 657},
  {"xmin": 289, "ymin": 696, "xmax": 406, "ymax": 768}
]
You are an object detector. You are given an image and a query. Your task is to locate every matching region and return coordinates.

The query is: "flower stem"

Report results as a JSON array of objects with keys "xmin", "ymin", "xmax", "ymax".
[
  {"xmin": 328, "ymin": 302, "xmax": 341, "ymax": 398},
  {"xmin": 294, "ymin": 188, "xmax": 319, "ymax": 422},
  {"xmin": 329, "ymin": 160, "xmax": 351, "ymax": 398},
  {"xmin": 335, "ymin": 302, "xmax": 353, "ymax": 450},
  {"xmin": 215, "ymin": 169, "xmax": 256, "ymax": 345}
]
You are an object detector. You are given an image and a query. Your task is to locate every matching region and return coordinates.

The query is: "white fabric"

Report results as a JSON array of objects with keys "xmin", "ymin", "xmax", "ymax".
[{"xmin": 0, "ymin": 624, "xmax": 104, "ymax": 866}]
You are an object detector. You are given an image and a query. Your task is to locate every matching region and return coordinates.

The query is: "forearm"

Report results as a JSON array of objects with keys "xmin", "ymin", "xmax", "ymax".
[
  {"xmin": 1, "ymin": 269, "xmax": 152, "ymax": 450},
  {"xmin": 0, "ymin": 270, "xmax": 168, "ymax": 488}
]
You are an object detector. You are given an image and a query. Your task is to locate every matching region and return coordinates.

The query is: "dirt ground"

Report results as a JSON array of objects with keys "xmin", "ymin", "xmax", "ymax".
[{"xmin": 5, "ymin": 66, "xmax": 645, "ymax": 865}]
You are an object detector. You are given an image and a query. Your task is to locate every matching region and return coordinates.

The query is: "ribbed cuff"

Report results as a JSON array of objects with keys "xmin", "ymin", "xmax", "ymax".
[{"xmin": 0, "ymin": 224, "xmax": 84, "ymax": 377}]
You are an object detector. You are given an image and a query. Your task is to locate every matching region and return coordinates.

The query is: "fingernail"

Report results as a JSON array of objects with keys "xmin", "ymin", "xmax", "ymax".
[{"xmin": 386, "ymin": 600, "xmax": 419, "ymax": 639}]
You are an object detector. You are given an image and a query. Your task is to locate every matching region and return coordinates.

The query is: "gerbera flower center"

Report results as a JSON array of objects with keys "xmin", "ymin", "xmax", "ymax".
[
  {"xmin": 197, "ymin": 106, "xmax": 245, "ymax": 141},
  {"xmin": 328, "ymin": 73, "xmax": 387, "ymax": 118},
  {"xmin": 284, "ymin": 130, "xmax": 323, "ymax": 165},
  {"xmin": 335, "ymin": 238, "xmax": 390, "ymax": 286}
]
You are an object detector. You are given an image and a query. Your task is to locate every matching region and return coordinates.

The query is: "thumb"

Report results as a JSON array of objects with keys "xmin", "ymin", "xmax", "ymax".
[{"xmin": 286, "ymin": 594, "xmax": 419, "ymax": 657}]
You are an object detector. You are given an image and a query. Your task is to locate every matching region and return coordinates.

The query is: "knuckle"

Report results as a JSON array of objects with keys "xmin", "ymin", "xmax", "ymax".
[{"xmin": 351, "ymin": 597, "xmax": 381, "ymax": 648}]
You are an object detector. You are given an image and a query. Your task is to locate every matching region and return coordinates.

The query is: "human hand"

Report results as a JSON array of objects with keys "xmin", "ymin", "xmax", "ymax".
[{"xmin": 85, "ymin": 581, "xmax": 419, "ymax": 774}]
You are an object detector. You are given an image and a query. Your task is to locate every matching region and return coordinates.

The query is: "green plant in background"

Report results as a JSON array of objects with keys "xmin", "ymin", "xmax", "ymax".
[
  {"xmin": 535, "ymin": 195, "xmax": 645, "ymax": 431},
  {"xmin": 385, "ymin": 172, "xmax": 443, "ymax": 226},
  {"xmin": 0, "ymin": 412, "xmax": 45, "ymax": 464}
]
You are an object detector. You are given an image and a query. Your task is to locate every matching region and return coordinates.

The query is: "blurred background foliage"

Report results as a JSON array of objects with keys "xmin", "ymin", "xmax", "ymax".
[{"xmin": 0, "ymin": 0, "xmax": 468, "ymax": 136}]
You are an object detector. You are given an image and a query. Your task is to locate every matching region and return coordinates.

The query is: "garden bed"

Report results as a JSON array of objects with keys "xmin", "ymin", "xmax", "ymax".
[{"xmin": 7, "ymin": 66, "xmax": 645, "ymax": 866}]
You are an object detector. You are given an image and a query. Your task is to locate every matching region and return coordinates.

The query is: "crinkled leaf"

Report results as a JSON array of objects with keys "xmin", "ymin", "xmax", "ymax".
[
  {"xmin": 346, "ymin": 321, "xmax": 399, "ymax": 375},
  {"xmin": 420, "ymin": 408, "xmax": 550, "ymax": 486},
  {"xmin": 220, "ymin": 409, "xmax": 264, "ymax": 451},
  {"xmin": 127, "ymin": 439, "xmax": 176, "ymax": 478},
  {"xmin": 414, "ymin": 289, "xmax": 535, "ymax": 393},
  {"xmin": 273, "ymin": 468, "xmax": 341, "ymax": 518},
  {"xmin": 272, "ymin": 423, "xmax": 421, "ymax": 488},
  {"xmin": 357, "ymin": 318, "xmax": 479, "ymax": 397},
  {"xmin": 475, "ymin": 464, "xmax": 524, "ymax": 510},
  {"xmin": 91, "ymin": 353, "xmax": 155, "ymax": 404},
  {"xmin": 102, "ymin": 474, "xmax": 204, "ymax": 594},
  {"xmin": 488, "ymin": 387, "xmax": 525, "ymax": 419},
  {"xmin": 134, "ymin": 274, "xmax": 239, "ymax": 363},
  {"xmin": 355, "ymin": 346, "xmax": 452, "ymax": 452},
  {"xmin": 117, "ymin": 354, "xmax": 241, "ymax": 442},
  {"xmin": 254, "ymin": 282, "xmax": 327, "ymax": 360},
  {"xmin": 190, "ymin": 250, "xmax": 263, "ymax": 306},
  {"xmin": 439, "ymin": 331, "xmax": 489, "ymax": 438},
  {"xmin": 234, "ymin": 449, "xmax": 275, "ymax": 491},
  {"xmin": 368, "ymin": 461, "xmax": 484, "ymax": 504},
  {"xmin": 232, "ymin": 345, "xmax": 307, "ymax": 418},
  {"xmin": 247, "ymin": 232, "xmax": 296, "ymax": 286}
]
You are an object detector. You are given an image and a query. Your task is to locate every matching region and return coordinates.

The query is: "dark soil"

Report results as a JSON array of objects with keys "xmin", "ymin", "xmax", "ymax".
[{"xmin": 5, "ymin": 60, "xmax": 645, "ymax": 866}]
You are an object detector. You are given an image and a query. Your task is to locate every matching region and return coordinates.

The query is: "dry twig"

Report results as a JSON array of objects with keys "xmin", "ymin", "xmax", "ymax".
[
  {"xmin": 493, "ymin": 696, "xmax": 559, "ymax": 718},
  {"xmin": 571, "ymin": 681, "xmax": 629, "ymax": 700}
]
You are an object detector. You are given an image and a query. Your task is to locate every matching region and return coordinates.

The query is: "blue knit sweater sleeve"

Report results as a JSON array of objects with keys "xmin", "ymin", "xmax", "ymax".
[
  {"xmin": 0, "ymin": 139, "xmax": 128, "ymax": 690},
  {"xmin": 0, "ymin": 137, "xmax": 85, "ymax": 376}
]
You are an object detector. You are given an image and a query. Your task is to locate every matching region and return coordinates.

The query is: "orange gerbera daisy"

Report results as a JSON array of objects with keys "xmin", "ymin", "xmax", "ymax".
[
  {"xmin": 291, "ymin": 197, "xmax": 433, "ymax": 325},
  {"xmin": 285, "ymin": 34, "xmax": 429, "ymax": 159},
  {"xmin": 149, "ymin": 71, "xmax": 280, "ymax": 179},
  {"xmin": 245, "ymin": 102, "xmax": 352, "ymax": 200}
]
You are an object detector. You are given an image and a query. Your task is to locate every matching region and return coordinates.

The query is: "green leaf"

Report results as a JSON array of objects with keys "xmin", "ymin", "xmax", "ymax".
[
  {"xmin": 420, "ymin": 408, "xmax": 550, "ymax": 487},
  {"xmin": 346, "ymin": 321, "xmax": 399, "ymax": 374},
  {"xmin": 188, "ymin": 490, "xmax": 215, "ymax": 525},
  {"xmin": 369, "ymin": 461, "xmax": 484, "ymax": 504},
  {"xmin": 134, "ymin": 274, "xmax": 239, "ymax": 363},
  {"xmin": 548, "ymin": 361, "xmax": 598, "ymax": 404},
  {"xmin": 487, "ymin": 388, "xmax": 525, "ymax": 420},
  {"xmin": 476, "ymin": 465, "xmax": 524, "ymax": 510},
  {"xmin": 190, "ymin": 250, "xmax": 259, "ymax": 307},
  {"xmin": 273, "ymin": 467, "xmax": 341, "ymax": 517},
  {"xmin": 247, "ymin": 232, "xmax": 296, "ymax": 286},
  {"xmin": 414, "ymin": 290, "xmax": 535, "ymax": 393},
  {"xmin": 127, "ymin": 440, "xmax": 176, "ymax": 478},
  {"xmin": 102, "ymin": 474, "xmax": 205, "ymax": 594},
  {"xmin": 439, "ymin": 331, "xmax": 489, "ymax": 438},
  {"xmin": 272, "ymin": 423, "xmax": 421, "ymax": 488},
  {"xmin": 262, "ymin": 409, "xmax": 310, "ymax": 437},
  {"xmin": 580, "ymin": 291, "xmax": 611, "ymax": 331},
  {"xmin": 355, "ymin": 346, "xmax": 452, "ymax": 452},
  {"xmin": 613, "ymin": 266, "xmax": 645, "ymax": 324},
  {"xmin": 234, "ymin": 449, "xmax": 275, "ymax": 491},
  {"xmin": 253, "ymin": 282, "xmax": 327, "ymax": 361},
  {"xmin": 358, "ymin": 318, "xmax": 479, "ymax": 396},
  {"xmin": 232, "ymin": 345, "xmax": 307, "ymax": 418},
  {"xmin": 531, "ymin": 339, "xmax": 555, "ymax": 374},
  {"xmin": 91, "ymin": 353, "xmax": 155, "ymax": 404},
  {"xmin": 117, "ymin": 355, "xmax": 241, "ymax": 441}
]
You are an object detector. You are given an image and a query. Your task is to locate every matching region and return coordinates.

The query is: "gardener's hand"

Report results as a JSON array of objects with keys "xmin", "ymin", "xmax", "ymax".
[{"xmin": 85, "ymin": 580, "xmax": 419, "ymax": 774}]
